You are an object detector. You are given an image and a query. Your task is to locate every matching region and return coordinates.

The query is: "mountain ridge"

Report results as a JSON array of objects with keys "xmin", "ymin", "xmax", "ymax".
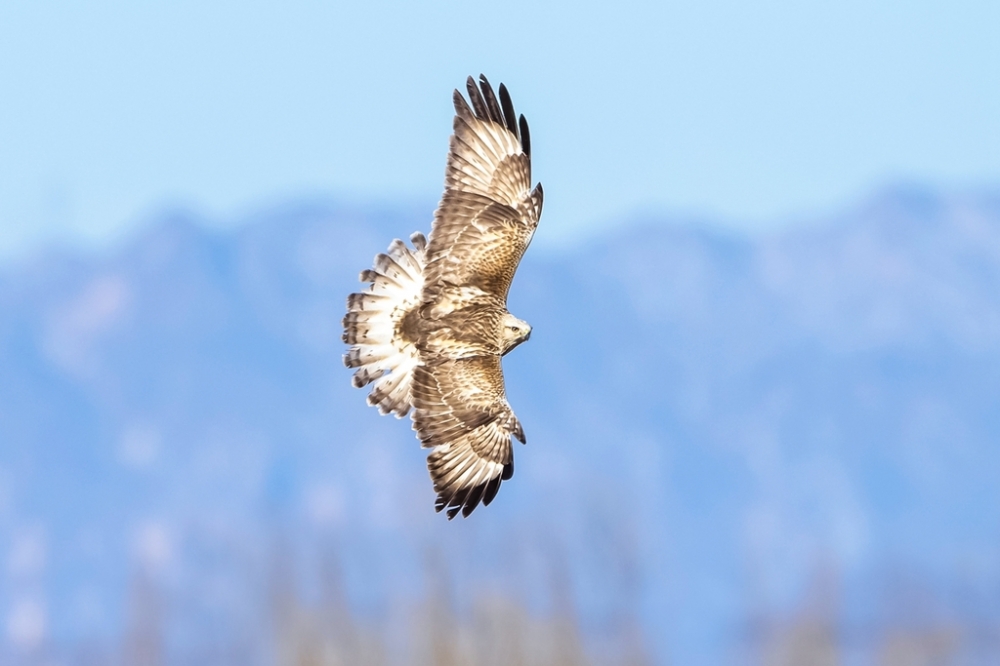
[{"xmin": 2, "ymin": 184, "xmax": 999, "ymax": 664}]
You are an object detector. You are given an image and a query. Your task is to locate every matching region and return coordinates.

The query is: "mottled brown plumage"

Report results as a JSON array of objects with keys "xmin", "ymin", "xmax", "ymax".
[{"xmin": 343, "ymin": 75, "xmax": 542, "ymax": 519}]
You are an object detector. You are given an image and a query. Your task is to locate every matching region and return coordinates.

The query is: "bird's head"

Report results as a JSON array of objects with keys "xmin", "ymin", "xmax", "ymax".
[{"xmin": 500, "ymin": 312, "xmax": 532, "ymax": 355}]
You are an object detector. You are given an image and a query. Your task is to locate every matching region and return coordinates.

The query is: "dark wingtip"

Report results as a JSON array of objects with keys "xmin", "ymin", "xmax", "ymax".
[
  {"xmin": 433, "ymin": 475, "xmax": 498, "ymax": 519},
  {"xmin": 519, "ymin": 114, "xmax": 531, "ymax": 157},
  {"xmin": 477, "ymin": 74, "xmax": 504, "ymax": 126},
  {"xmin": 482, "ymin": 476, "xmax": 502, "ymax": 506},
  {"xmin": 453, "ymin": 89, "xmax": 472, "ymax": 118},
  {"xmin": 462, "ymin": 483, "xmax": 486, "ymax": 517},
  {"xmin": 466, "ymin": 75, "xmax": 488, "ymax": 120},
  {"xmin": 498, "ymin": 83, "xmax": 518, "ymax": 136}
]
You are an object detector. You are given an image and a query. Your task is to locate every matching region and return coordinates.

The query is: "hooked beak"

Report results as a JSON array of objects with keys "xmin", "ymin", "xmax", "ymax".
[{"xmin": 502, "ymin": 328, "xmax": 531, "ymax": 356}]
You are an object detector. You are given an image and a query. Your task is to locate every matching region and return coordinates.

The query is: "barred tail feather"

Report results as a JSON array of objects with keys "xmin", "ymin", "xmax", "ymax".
[{"xmin": 343, "ymin": 233, "xmax": 427, "ymax": 418}]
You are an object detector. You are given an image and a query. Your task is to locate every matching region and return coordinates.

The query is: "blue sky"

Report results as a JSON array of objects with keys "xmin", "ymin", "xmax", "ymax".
[{"xmin": 1, "ymin": 0, "xmax": 997, "ymax": 259}]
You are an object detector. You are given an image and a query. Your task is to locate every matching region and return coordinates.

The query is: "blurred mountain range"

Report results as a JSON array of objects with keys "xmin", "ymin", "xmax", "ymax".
[{"xmin": 2, "ymin": 185, "xmax": 1000, "ymax": 665}]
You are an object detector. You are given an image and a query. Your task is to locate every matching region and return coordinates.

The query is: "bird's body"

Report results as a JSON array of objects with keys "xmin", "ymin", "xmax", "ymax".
[{"xmin": 343, "ymin": 75, "xmax": 542, "ymax": 519}]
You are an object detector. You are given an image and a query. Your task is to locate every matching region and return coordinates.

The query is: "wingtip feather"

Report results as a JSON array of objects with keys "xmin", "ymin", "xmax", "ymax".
[
  {"xmin": 498, "ymin": 83, "xmax": 518, "ymax": 136},
  {"xmin": 466, "ymin": 76, "xmax": 488, "ymax": 120},
  {"xmin": 477, "ymin": 75, "xmax": 504, "ymax": 126},
  {"xmin": 519, "ymin": 114, "xmax": 531, "ymax": 157},
  {"xmin": 453, "ymin": 89, "xmax": 473, "ymax": 119}
]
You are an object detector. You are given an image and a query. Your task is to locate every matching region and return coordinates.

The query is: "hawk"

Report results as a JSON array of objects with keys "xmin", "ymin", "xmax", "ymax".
[{"xmin": 343, "ymin": 75, "xmax": 543, "ymax": 519}]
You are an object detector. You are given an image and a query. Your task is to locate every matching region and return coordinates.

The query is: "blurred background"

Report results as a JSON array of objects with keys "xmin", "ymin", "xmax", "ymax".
[{"xmin": 1, "ymin": 1, "xmax": 999, "ymax": 664}]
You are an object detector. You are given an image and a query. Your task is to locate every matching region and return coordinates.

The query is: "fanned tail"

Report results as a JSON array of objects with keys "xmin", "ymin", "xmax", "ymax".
[{"xmin": 343, "ymin": 232, "xmax": 427, "ymax": 417}]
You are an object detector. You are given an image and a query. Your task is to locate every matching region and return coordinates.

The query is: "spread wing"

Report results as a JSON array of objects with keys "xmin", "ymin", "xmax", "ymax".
[
  {"xmin": 411, "ymin": 355, "xmax": 525, "ymax": 519},
  {"xmin": 422, "ymin": 75, "xmax": 544, "ymax": 308}
]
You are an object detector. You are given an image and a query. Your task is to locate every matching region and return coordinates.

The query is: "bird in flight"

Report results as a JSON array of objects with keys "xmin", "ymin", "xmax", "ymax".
[{"xmin": 343, "ymin": 75, "xmax": 543, "ymax": 519}]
